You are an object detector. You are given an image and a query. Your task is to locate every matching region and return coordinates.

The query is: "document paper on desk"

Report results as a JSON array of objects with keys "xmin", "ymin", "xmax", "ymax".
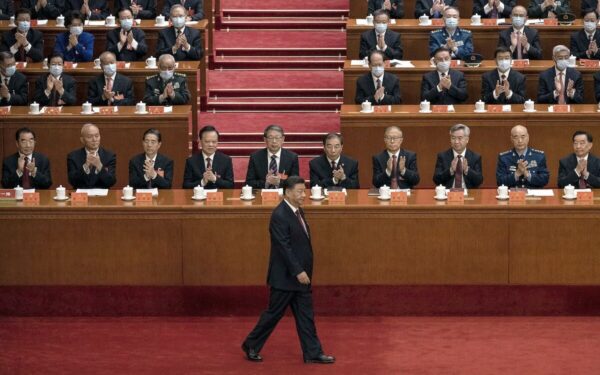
[
  {"xmin": 76, "ymin": 189, "xmax": 109, "ymax": 196},
  {"xmin": 136, "ymin": 188, "xmax": 159, "ymax": 197},
  {"xmin": 527, "ymin": 189, "xmax": 554, "ymax": 197},
  {"xmin": 390, "ymin": 60, "xmax": 415, "ymax": 68},
  {"xmin": 351, "ymin": 60, "xmax": 368, "ymax": 66}
]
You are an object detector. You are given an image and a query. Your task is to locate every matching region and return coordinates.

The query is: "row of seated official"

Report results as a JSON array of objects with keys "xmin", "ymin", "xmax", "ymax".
[
  {"xmin": 0, "ymin": 6, "xmax": 203, "ymax": 63},
  {"xmin": 0, "ymin": 51, "xmax": 190, "ymax": 106}
]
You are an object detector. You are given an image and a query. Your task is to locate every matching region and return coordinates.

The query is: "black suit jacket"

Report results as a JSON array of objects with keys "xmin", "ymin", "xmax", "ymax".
[
  {"xmin": 87, "ymin": 73, "xmax": 135, "ymax": 106},
  {"xmin": 115, "ymin": 0, "xmax": 156, "ymax": 19},
  {"xmin": 162, "ymin": 0, "xmax": 204, "ymax": 20},
  {"xmin": 355, "ymin": 72, "xmax": 401, "ymax": 105},
  {"xmin": 415, "ymin": 0, "xmax": 456, "ymax": 18},
  {"xmin": 267, "ymin": 200, "xmax": 313, "ymax": 292},
  {"xmin": 372, "ymin": 149, "xmax": 420, "ymax": 188},
  {"xmin": 433, "ymin": 148, "xmax": 483, "ymax": 188},
  {"xmin": 368, "ymin": 0, "xmax": 404, "ymax": 18},
  {"xmin": 421, "ymin": 69, "xmax": 468, "ymax": 104},
  {"xmin": 497, "ymin": 27, "xmax": 542, "ymax": 60},
  {"xmin": 570, "ymin": 30, "xmax": 600, "ymax": 59},
  {"xmin": 156, "ymin": 26, "xmax": 203, "ymax": 61},
  {"xmin": 473, "ymin": 0, "xmax": 515, "ymax": 18},
  {"xmin": 0, "ymin": 71, "xmax": 28, "ymax": 106},
  {"xmin": 33, "ymin": 73, "xmax": 77, "ymax": 106},
  {"xmin": 106, "ymin": 28, "xmax": 148, "ymax": 61},
  {"xmin": 481, "ymin": 69, "xmax": 527, "ymax": 104},
  {"xmin": 0, "ymin": 28, "xmax": 44, "ymax": 62},
  {"xmin": 309, "ymin": 154, "xmax": 360, "ymax": 189},
  {"xmin": 245, "ymin": 148, "xmax": 300, "ymax": 189},
  {"xmin": 593, "ymin": 72, "xmax": 600, "ymax": 102},
  {"xmin": 67, "ymin": 147, "xmax": 116, "ymax": 188},
  {"xmin": 182, "ymin": 151, "xmax": 234, "ymax": 189},
  {"xmin": 0, "ymin": 0, "xmax": 14, "ymax": 20},
  {"xmin": 557, "ymin": 153, "xmax": 600, "ymax": 188},
  {"xmin": 359, "ymin": 29, "xmax": 403, "ymax": 60},
  {"xmin": 66, "ymin": 0, "xmax": 110, "ymax": 19},
  {"xmin": 528, "ymin": 0, "xmax": 571, "ymax": 18},
  {"xmin": 537, "ymin": 67, "xmax": 584, "ymax": 104},
  {"xmin": 22, "ymin": 0, "xmax": 66, "ymax": 19},
  {"xmin": 2, "ymin": 151, "xmax": 52, "ymax": 189},
  {"xmin": 128, "ymin": 153, "xmax": 173, "ymax": 189},
  {"xmin": 583, "ymin": 0, "xmax": 598, "ymax": 16}
]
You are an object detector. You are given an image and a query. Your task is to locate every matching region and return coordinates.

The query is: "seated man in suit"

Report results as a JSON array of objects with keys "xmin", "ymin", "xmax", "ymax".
[
  {"xmin": 368, "ymin": 0, "xmax": 404, "ymax": 18},
  {"xmin": 527, "ymin": 0, "xmax": 571, "ymax": 18},
  {"xmin": 481, "ymin": 46, "xmax": 527, "ymax": 104},
  {"xmin": 157, "ymin": 4, "xmax": 203, "ymax": 61},
  {"xmin": 433, "ymin": 124, "xmax": 483, "ymax": 189},
  {"xmin": 245, "ymin": 125, "xmax": 300, "ymax": 189},
  {"xmin": 428, "ymin": 7, "xmax": 473, "ymax": 60},
  {"xmin": 67, "ymin": 123, "xmax": 116, "ymax": 189},
  {"xmin": 0, "ymin": 8, "xmax": 44, "ymax": 62},
  {"xmin": 558, "ymin": 131, "xmax": 600, "ymax": 188},
  {"xmin": 496, "ymin": 124, "xmax": 549, "ymax": 188},
  {"xmin": 88, "ymin": 51, "xmax": 135, "ymax": 106},
  {"xmin": 583, "ymin": 0, "xmax": 599, "ymax": 16},
  {"xmin": 473, "ymin": 0, "xmax": 515, "ymax": 18},
  {"xmin": 372, "ymin": 126, "xmax": 419, "ymax": 188},
  {"xmin": 359, "ymin": 9, "xmax": 403, "ymax": 60},
  {"xmin": 415, "ymin": 0, "xmax": 456, "ymax": 18},
  {"xmin": 421, "ymin": 46, "xmax": 468, "ymax": 104},
  {"xmin": 309, "ymin": 133, "xmax": 360, "ymax": 189},
  {"xmin": 183, "ymin": 125, "xmax": 234, "ymax": 189},
  {"xmin": 53, "ymin": 11, "xmax": 94, "ymax": 62},
  {"xmin": 538, "ymin": 45, "xmax": 584, "ymax": 104},
  {"xmin": 592, "ymin": 71, "xmax": 600, "ymax": 102},
  {"xmin": 106, "ymin": 8, "xmax": 148, "ymax": 61},
  {"xmin": 498, "ymin": 5, "xmax": 542, "ymax": 60},
  {"xmin": 2, "ymin": 127, "xmax": 52, "ymax": 189},
  {"xmin": 21, "ymin": 0, "xmax": 64, "ymax": 19},
  {"xmin": 129, "ymin": 128, "xmax": 173, "ymax": 189},
  {"xmin": 33, "ymin": 53, "xmax": 77, "ymax": 106},
  {"xmin": 115, "ymin": 0, "xmax": 156, "ymax": 19},
  {"xmin": 143, "ymin": 54, "xmax": 190, "ymax": 105},
  {"xmin": 0, "ymin": 1, "xmax": 15, "ymax": 20},
  {"xmin": 0, "ymin": 52, "xmax": 28, "ymax": 106},
  {"xmin": 355, "ymin": 50, "xmax": 401, "ymax": 105},
  {"xmin": 162, "ymin": 0, "xmax": 203, "ymax": 21},
  {"xmin": 67, "ymin": 0, "xmax": 110, "ymax": 20},
  {"xmin": 570, "ymin": 10, "xmax": 600, "ymax": 60}
]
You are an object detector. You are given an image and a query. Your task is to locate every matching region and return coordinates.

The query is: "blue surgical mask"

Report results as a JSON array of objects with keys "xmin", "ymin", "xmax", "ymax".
[
  {"xmin": 374, "ymin": 23, "xmax": 387, "ymax": 34},
  {"xmin": 556, "ymin": 59, "xmax": 569, "ymax": 71},
  {"xmin": 172, "ymin": 16, "xmax": 185, "ymax": 29},
  {"xmin": 445, "ymin": 17, "xmax": 458, "ymax": 29},
  {"xmin": 3, "ymin": 65, "xmax": 16, "ymax": 77},
  {"xmin": 437, "ymin": 60, "xmax": 450, "ymax": 73},
  {"xmin": 120, "ymin": 19, "xmax": 133, "ymax": 31},
  {"xmin": 49, "ymin": 65, "xmax": 63, "ymax": 77},
  {"xmin": 103, "ymin": 63, "xmax": 117, "ymax": 76},
  {"xmin": 497, "ymin": 59, "xmax": 511, "ymax": 72},
  {"xmin": 160, "ymin": 70, "xmax": 174, "ymax": 81},
  {"xmin": 512, "ymin": 16, "xmax": 525, "ymax": 29},
  {"xmin": 17, "ymin": 21, "xmax": 30, "ymax": 33},
  {"xmin": 371, "ymin": 66, "xmax": 384, "ymax": 77},
  {"xmin": 70, "ymin": 26, "xmax": 83, "ymax": 36},
  {"xmin": 584, "ymin": 21, "xmax": 597, "ymax": 33}
]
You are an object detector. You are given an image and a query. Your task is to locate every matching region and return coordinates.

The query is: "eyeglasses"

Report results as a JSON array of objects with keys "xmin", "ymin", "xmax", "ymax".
[
  {"xmin": 384, "ymin": 136, "xmax": 402, "ymax": 142},
  {"xmin": 265, "ymin": 136, "xmax": 283, "ymax": 141}
]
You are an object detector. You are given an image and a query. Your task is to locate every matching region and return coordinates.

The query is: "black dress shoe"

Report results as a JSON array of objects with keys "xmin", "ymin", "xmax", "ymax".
[
  {"xmin": 241, "ymin": 343, "xmax": 263, "ymax": 362},
  {"xmin": 304, "ymin": 354, "xmax": 335, "ymax": 364}
]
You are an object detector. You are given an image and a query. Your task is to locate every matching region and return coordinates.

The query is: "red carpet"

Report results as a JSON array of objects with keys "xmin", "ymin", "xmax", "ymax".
[{"xmin": 2, "ymin": 316, "xmax": 599, "ymax": 374}]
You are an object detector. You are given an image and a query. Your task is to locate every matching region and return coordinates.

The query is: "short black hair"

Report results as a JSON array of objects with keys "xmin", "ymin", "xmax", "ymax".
[
  {"xmin": 199, "ymin": 125, "xmax": 220, "ymax": 139},
  {"xmin": 0, "ymin": 51, "xmax": 14, "ymax": 63},
  {"xmin": 373, "ymin": 9, "xmax": 389, "ymax": 19},
  {"xmin": 573, "ymin": 131, "xmax": 593, "ymax": 143},
  {"xmin": 432, "ymin": 46, "xmax": 452, "ymax": 58},
  {"xmin": 48, "ymin": 52, "xmax": 64, "ymax": 63},
  {"xmin": 15, "ymin": 8, "xmax": 31, "ymax": 18},
  {"xmin": 16, "ymin": 127, "xmax": 35, "ymax": 141},
  {"xmin": 323, "ymin": 132, "xmax": 343, "ymax": 146},
  {"xmin": 494, "ymin": 46, "xmax": 512, "ymax": 58},
  {"xmin": 368, "ymin": 50, "xmax": 385, "ymax": 64},
  {"xmin": 143, "ymin": 128, "xmax": 162, "ymax": 142},
  {"xmin": 263, "ymin": 124, "xmax": 284, "ymax": 137},
  {"xmin": 66, "ymin": 11, "xmax": 84, "ymax": 27},
  {"xmin": 283, "ymin": 176, "xmax": 305, "ymax": 193},
  {"xmin": 583, "ymin": 9, "xmax": 598, "ymax": 18},
  {"xmin": 118, "ymin": 8, "xmax": 133, "ymax": 17}
]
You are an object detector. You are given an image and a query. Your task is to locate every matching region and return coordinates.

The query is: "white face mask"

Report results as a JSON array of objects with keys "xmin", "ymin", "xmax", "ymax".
[
  {"xmin": 103, "ymin": 63, "xmax": 117, "ymax": 76},
  {"xmin": 584, "ymin": 21, "xmax": 597, "ymax": 33},
  {"xmin": 512, "ymin": 16, "xmax": 525, "ymax": 29},
  {"xmin": 436, "ymin": 60, "xmax": 450, "ymax": 73},
  {"xmin": 371, "ymin": 66, "xmax": 384, "ymax": 77},
  {"xmin": 17, "ymin": 21, "xmax": 30, "ymax": 33},
  {"xmin": 555, "ymin": 59, "xmax": 569, "ymax": 71},
  {"xmin": 497, "ymin": 59, "xmax": 511, "ymax": 72},
  {"xmin": 374, "ymin": 23, "xmax": 387, "ymax": 34},
  {"xmin": 120, "ymin": 19, "xmax": 133, "ymax": 31},
  {"xmin": 70, "ymin": 26, "xmax": 83, "ymax": 36},
  {"xmin": 49, "ymin": 65, "xmax": 63, "ymax": 77},
  {"xmin": 445, "ymin": 17, "xmax": 458, "ymax": 29},
  {"xmin": 172, "ymin": 16, "xmax": 185, "ymax": 29}
]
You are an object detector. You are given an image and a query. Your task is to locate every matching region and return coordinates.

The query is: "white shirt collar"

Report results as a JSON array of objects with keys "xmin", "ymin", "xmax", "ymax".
[
  {"xmin": 512, "ymin": 26, "xmax": 525, "ymax": 33},
  {"xmin": 85, "ymin": 148, "xmax": 99, "ymax": 156},
  {"xmin": 145, "ymin": 153, "xmax": 157, "ymax": 162},
  {"xmin": 19, "ymin": 151, "xmax": 33, "ymax": 158},
  {"xmin": 372, "ymin": 72, "xmax": 384, "ymax": 85},
  {"xmin": 202, "ymin": 151, "xmax": 214, "ymax": 161},
  {"xmin": 577, "ymin": 154, "xmax": 589, "ymax": 161},
  {"xmin": 497, "ymin": 68, "xmax": 511, "ymax": 77},
  {"xmin": 104, "ymin": 73, "xmax": 117, "ymax": 81},
  {"xmin": 387, "ymin": 150, "xmax": 400, "ymax": 158},
  {"xmin": 269, "ymin": 149, "xmax": 282, "ymax": 159},
  {"xmin": 284, "ymin": 198, "xmax": 298, "ymax": 213},
  {"xmin": 453, "ymin": 149, "xmax": 467, "ymax": 158},
  {"xmin": 327, "ymin": 156, "xmax": 341, "ymax": 164},
  {"xmin": 586, "ymin": 30, "xmax": 596, "ymax": 38}
]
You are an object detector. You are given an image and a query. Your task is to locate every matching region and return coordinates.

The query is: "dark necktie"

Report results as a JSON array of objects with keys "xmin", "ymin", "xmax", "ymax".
[
  {"xmin": 267, "ymin": 155, "xmax": 277, "ymax": 188},
  {"xmin": 376, "ymin": 78, "xmax": 381, "ymax": 90},
  {"xmin": 501, "ymin": 74, "xmax": 506, "ymax": 84},
  {"xmin": 579, "ymin": 175, "xmax": 587, "ymax": 189},
  {"xmin": 51, "ymin": 84, "xmax": 59, "ymax": 106},
  {"xmin": 390, "ymin": 154, "xmax": 399, "ymax": 189},
  {"xmin": 490, "ymin": 4, "xmax": 498, "ymax": 19},
  {"xmin": 22, "ymin": 156, "xmax": 31, "ymax": 189},
  {"xmin": 331, "ymin": 160, "xmax": 336, "ymax": 170},
  {"xmin": 19, "ymin": 46, "xmax": 25, "ymax": 62},
  {"xmin": 454, "ymin": 155, "xmax": 463, "ymax": 188},
  {"xmin": 296, "ymin": 209, "xmax": 308, "ymax": 237},
  {"xmin": 206, "ymin": 157, "xmax": 212, "ymax": 170}
]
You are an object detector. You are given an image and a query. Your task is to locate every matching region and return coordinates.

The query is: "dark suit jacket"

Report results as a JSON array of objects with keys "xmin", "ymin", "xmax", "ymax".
[
  {"xmin": 182, "ymin": 151, "xmax": 234, "ymax": 189},
  {"xmin": 115, "ymin": 0, "xmax": 156, "ymax": 19},
  {"xmin": 557, "ymin": 153, "xmax": 600, "ymax": 188},
  {"xmin": 498, "ymin": 27, "xmax": 542, "ymax": 60},
  {"xmin": 156, "ymin": 26, "xmax": 203, "ymax": 61},
  {"xmin": 0, "ymin": 28, "xmax": 44, "ymax": 62},
  {"xmin": 87, "ymin": 73, "xmax": 135, "ymax": 106},
  {"xmin": 0, "ymin": 0, "xmax": 14, "ymax": 20},
  {"xmin": 67, "ymin": 147, "xmax": 116, "ymax": 188},
  {"xmin": 537, "ymin": 67, "xmax": 584, "ymax": 104},
  {"xmin": 106, "ymin": 28, "xmax": 148, "ymax": 61},
  {"xmin": 593, "ymin": 71, "xmax": 600, "ymax": 102},
  {"xmin": 66, "ymin": 0, "xmax": 110, "ymax": 19},
  {"xmin": 368, "ymin": 0, "xmax": 404, "ymax": 18},
  {"xmin": 582, "ymin": 0, "xmax": 598, "ymax": 16},
  {"xmin": 0, "ymin": 71, "xmax": 28, "ymax": 106},
  {"xmin": 481, "ymin": 69, "xmax": 527, "ymax": 104},
  {"xmin": 372, "ymin": 149, "xmax": 420, "ymax": 188},
  {"xmin": 421, "ymin": 69, "xmax": 468, "ymax": 104},
  {"xmin": 33, "ymin": 73, "xmax": 77, "ymax": 106},
  {"xmin": 355, "ymin": 72, "xmax": 401, "ymax": 105},
  {"xmin": 528, "ymin": 0, "xmax": 571, "ymax": 18},
  {"xmin": 128, "ymin": 153, "xmax": 173, "ymax": 189},
  {"xmin": 309, "ymin": 154, "xmax": 360, "ymax": 189},
  {"xmin": 22, "ymin": 0, "xmax": 66, "ymax": 19},
  {"xmin": 2, "ymin": 151, "xmax": 52, "ymax": 189},
  {"xmin": 473, "ymin": 0, "xmax": 515, "ymax": 18},
  {"xmin": 359, "ymin": 29, "xmax": 403, "ymax": 60},
  {"xmin": 570, "ymin": 30, "xmax": 600, "ymax": 59},
  {"xmin": 162, "ymin": 0, "xmax": 203, "ymax": 20},
  {"xmin": 415, "ymin": 0, "xmax": 456, "ymax": 18},
  {"xmin": 433, "ymin": 148, "xmax": 483, "ymax": 188},
  {"xmin": 245, "ymin": 148, "xmax": 300, "ymax": 189},
  {"xmin": 267, "ymin": 200, "xmax": 313, "ymax": 292}
]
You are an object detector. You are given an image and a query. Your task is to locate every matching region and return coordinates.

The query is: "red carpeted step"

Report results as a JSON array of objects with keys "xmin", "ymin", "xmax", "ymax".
[
  {"xmin": 221, "ymin": 0, "xmax": 349, "ymax": 17},
  {"xmin": 206, "ymin": 99, "xmax": 342, "ymax": 111},
  {"xmin": 212, "ymin": 56, "xmax": 345, "ymax": 70},
  {"xmin": 208, "ymin": 70, "xmax": 343, "ymax": 90},
  {"xmin": 220, "ymin": 16, "xmax": 347, "ymax": 30}
]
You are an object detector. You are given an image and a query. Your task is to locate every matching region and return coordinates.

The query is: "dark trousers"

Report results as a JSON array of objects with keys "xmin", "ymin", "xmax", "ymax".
[{"xmin": 243, "ymin": 287, "xmax": 323, "ymax": 359}]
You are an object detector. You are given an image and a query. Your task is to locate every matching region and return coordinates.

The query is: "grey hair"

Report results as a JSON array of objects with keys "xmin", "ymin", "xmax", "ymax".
[
  {"xmin": 552, "ymin": 45, "xmax": 570, "ymax": 56},
  {"xmin": 450, "ymin": 124, "xmax": 470, "ymax": 136}
]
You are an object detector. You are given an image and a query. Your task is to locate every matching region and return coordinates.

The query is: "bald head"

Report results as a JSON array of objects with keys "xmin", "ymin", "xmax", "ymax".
[
  {"xmin": 511, "ymin": 125, "xmax": 529, "ymax": 153},
  {"xmin": 81, "ymin": 123, "xmax": 101, "ymax": 151}
]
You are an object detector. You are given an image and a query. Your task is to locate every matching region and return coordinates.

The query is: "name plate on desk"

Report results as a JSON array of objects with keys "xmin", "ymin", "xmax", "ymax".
[
  {"xmin": 116, "ymin": 61, "xmax": 128, "ymax": 69},
  {"xmin": 488, "ymin": 105, "xmax": 504, "ymax": 113},
  {"xmin": 148, "ymin": 106, "xmax": 165, "ymax": 114},
  {"xmin": 23, "ymin": 192, "xmax": 40, "ymax": 204},
  {"xmin": 63, "ymin": 61, "xmax": 76, "ymax": 69},
  {"xmin": 580, "ymin": 59, "xmax": 600, "ymax": 68},
  {"xmin": 447, "ymin": 191, "xmax": 464, "ymax": 203},
  {"xmin": 390, "ymin": 191, "xmax": 407, "ymax": 204},
  {"xmin": 512, "ymin": 60, "xmax": 529, "ymax": 68},
  {"xmin": 136, "ymin": 192, "xmax": 153, "ymax": 202},
  {"xmin": 0, "ymin": 189, "xmax": 15, "ymax": 199},
  {"xmin": 509, "ymin": 191, "xmax": 526, "ymax": 203},
  {"xmin": 432, "ymin": 105, "xmax": 449, "ymax": 113},
  {"xmin": 99, "ymin": 107, "xmax": 116, "ymax": 114},
  {"xmin": 432, "ymin": 19, "xmax": 444, "ymax": 26},
  {"xmin": 71, "ymin": 192, "xmax": 88, "ymax": 203},
  {"xmin": 482, "ymin": 19, "xmax": 497, "ymax": 26},
  {"xmin": 207, "ymin": 192, "xmax": 223, "ymax": 202},
  {"xmin": 373, "ymin": 106, "xmax": 391, "ymax": 113},
  {"xmin": 0, "ymin": 107, "xmax": 10, "ymax": 115},
  {"xmin": 553, "ymin": 105, "xmax": 569, "ymax": 113},
  {"xmin": 261, "ymin": 191, "xmax": 279, "ymax": 204},
  {"xmin": 577, "ymin": 191, "xmax": 594, "ymax": 202},
  {"xmin": 328, "ymin": 191, "xmax": 346, "ymax": 204},
  {"xmin": 543, "ymin": 18, "xmax": 558, "ymax": 26},
  {"xmin": 44, "ymin": 107, "xmax": 62, "ymax": 115}
]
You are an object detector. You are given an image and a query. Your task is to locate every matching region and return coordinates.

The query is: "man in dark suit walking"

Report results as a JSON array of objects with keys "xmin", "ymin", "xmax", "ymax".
[
  {"xmin": 129, "ymin": 128, "xmax": 173, "ymax": 189},
  {"xmin": 0, "ymin": 8, "xmax": 44, "ymax": 62},
  {"xmin": 242, "ymin": 176, "xmax": 335, "ymax": 365},
  {"xmin": 106, "ymin": 8, "xmax": 148, "ymax": 61},
  {"xmin": 433, "ymin": 124, "xmax": 483, "ymax": 189},
  {"xmin": 497, "ymin": 6, "xmax": 542, "ymax": 60},
  {"xmin": 33, "ymin": 53, "xmax": 77, "ymax": 106},
  {"xmin": 309, "ymin": 133, "xmax": 359, "ymax": 189},
  {"xmin": 245, "ymin": 125, "xmax": 300, "ymax": 189},
  {"xmin": 421, "ymin": 46, "xmax": 468, "ymax": 105},
  {"xmin": 355, "ymin": 50, "xmax": 401, "ymax": 105},
  {"xmin": 2, "ymin": 127, "xmax": 52, "ymax": 189},
  {"xmin": 372, "ymin": 126, "xmax": 419, "ymax": 188},
  {"xmin": 67, "ymin": 123, "xmax": 116, "ymax": 189},
  {"xmin": 558, "ymin": 131, "xmax": 600, "ymax": 188},
  {"xmin": 0, "ymin": 51, "xmax": 28, "ymax": 106},
  {"xmin": 481, "ymin": 46, "xmax": 527, "ymax": 104},
  {"xmin": 182, "ymin": 125, "xmax": 234, "ymax": 189},
  {"xmin": 88, "ymin": 51, "xmax": 135, "ymax": 106},
  {"xmin": 537, "ymin": 45, "xmax": 584, "ymax": 104},
  {"xmin": 359, "ymin": 9, "xmax": 403, "ymax": 60},
  {"xmin": 157, "ymin": 4, "xmax": 203, "ymax": 61}
]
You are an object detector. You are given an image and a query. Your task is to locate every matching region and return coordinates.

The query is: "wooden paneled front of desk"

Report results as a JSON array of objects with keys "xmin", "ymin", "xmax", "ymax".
[
  {"xmin": 1, "ymin": 106, "xmax": 191, "ymax": 189},
  {"xmin": 341, "ymin": 104, "xmax": 600, "ymax": 189},
  {"xmin": 344, "ymin": 60, "xmax": 600, "ymax": 104},
  {"xmin": 1, "ymin": 189, "xmax": 599, "ymax": 287}
]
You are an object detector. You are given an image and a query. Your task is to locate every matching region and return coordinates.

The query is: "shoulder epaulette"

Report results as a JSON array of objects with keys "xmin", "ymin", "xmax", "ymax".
[{"xmin": 499, "ymin": 150, "xmax": 512, "ymax": 156}]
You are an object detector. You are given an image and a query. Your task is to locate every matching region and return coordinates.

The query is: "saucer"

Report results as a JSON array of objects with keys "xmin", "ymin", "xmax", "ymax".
[
  {"xmin": 496, "ymin": 195, "xmax": 509, "ymax": 200},
  {"xmin": 121, "ymin": 196, "xmax": 136, "ymax": 201},
  {"xmin": 135, "ymin": 111, "xmax": 149, "ymax": 114},
  {"xmin": 473, "ymin": 109, "xmax": 487, "ymax": 113},
  {"xmin": 523, "ymin": 109, "xmax": 537, "ymax": 113},
  {"xmin": 53, "ymin": 196, "xmax": 69, "ymax": 201},
  {"xmin": 310, "ymin": 195, "xmax": 325, "ymax": 200},
  {"xmin": 470, "ymin": 22, "xmax": 482, "ymax": 26},
  {"xmin": 562, "ymin": 194, "xmax": 577, "ymax": 200},
  {"xmin": 419, "ymin": 109, "xmax": 432, "ymax": 113},
  {"xmin": 240, "ymin": 195, "xmax": 256, "ymax": 201},
  {"xmin": 360, "ymin": 109, "xmax": 374, "ymax": 113},
  {"xmin": 191, "ymin": 195, "xmax": 207, "ymax": 201},
  {"xmin": 28, "ymin": 111, "xmax": 42, "ymax": 115},
  {"xmin": 434, "ymin": 196, "xmax": 447, "ymax": 201},
  {"xmin": 80, "ymin": 111, "xmax": 95, "ymax": 115},
  {"xmin": 377, "ymin": 195, "xmax": 391, "ymax": 201},
  {"xmin": 145, "ymin": 66, "xmax": 158, "ymax": 69}
]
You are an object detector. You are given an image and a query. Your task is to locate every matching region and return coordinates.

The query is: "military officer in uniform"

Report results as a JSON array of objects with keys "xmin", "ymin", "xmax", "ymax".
[
  {"xmin": 496, "ymin": 124, "xmax": 549, "ymax": 188},
  {"xmin": 143, "ymin": 53, "xmax": 190, "ymax": 105},
  {"xmin": 429, "ymin": 7, "xmax": 473, "ymax": 60}
]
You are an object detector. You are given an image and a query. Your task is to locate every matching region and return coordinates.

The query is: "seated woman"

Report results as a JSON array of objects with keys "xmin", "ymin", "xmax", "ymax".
[{"xmin": 53, "ymin": 11, "xmax": 94, "ymax": 62}]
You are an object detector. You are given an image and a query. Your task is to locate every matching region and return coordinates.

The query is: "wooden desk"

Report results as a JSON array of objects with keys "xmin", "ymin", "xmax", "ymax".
[
  {"xmin": 1, "ymin": 106, "xmax": 191, "ymax": 189},
  {"xmin": 340, "ymin": 104, "xmax": 600, "ymax": 189},
  {"xmin": 347, "ymin": 19, "xmax": 583, "ymax": 61},
  {"xmin": 1, "ymin": 189, "xmax": 599, "ymax": 287},
  {"xmin": 343, "ymin": 60, "xmax": 600, "ymax": 105}
]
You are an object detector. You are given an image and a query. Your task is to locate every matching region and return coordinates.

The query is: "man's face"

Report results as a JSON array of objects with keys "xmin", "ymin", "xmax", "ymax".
[
  {"xmin": 119, "ymin": 10, "xmax": 133, "ymax": 21},
  {"xmin": 159, "ymin": 57, "xmax": 176, "ymax": 71},
  {"xmin": 434, "ymin": 51, "xmax": 451, "ymax": 64},
  {"xmin": 16, "ymin": 132, "xmax": 35, "ymax": 155},
  {"xmin": 444, "ymin": 8, "xmax": 459, "ymax": 21},
  {"xmin": 70, "ymin": 18, "xmax": 83, "ymax": 27},
  {"xmin": 264, "ymin": 130, "xmax": 284, "ymax": 153},
  {"xmin": 143, "ymin": 133, "xmax": 161, "ymax": 156},
  {"xmin": 573, "ymin": 134, "xmax": 593, "ymax": 158},
  {"xmin": 553, "ymin": 49, "xmax": 570, "ymax": 67},
  {"xmin": 49, "ymin": 56, "xmax": 63, "ymax": 67},
  {"xmin": 171, "ymin": 7, "xmax": 185, "ymax": 18},
  {"xmin": 511, "ymin": 6, "xmax": 527, "ymax": 20},
  {"xmin": 496, "ymin": 51, "xmax": 512, "ymax": 67},
  {"xmin": 324, "ymin": 137, "xmax": 343, "ymax": 160},
  {"xmin": 285, "ymin": 182, "xmax": 306, "ymax": 207},
  {"xmin": 511, "ymin": 127, "xmax": 529, "ymax": 152},
  {"xmin": 100, "ymin": 53, "xmax": 116, "ymax": 67},
  {"xmin": 374, "ymin": 14, "xmax": 389, "ymax": 25},
  {"xmin": 369, "ymin": 53, "xmax": 384, "ymax": 68},
  {"xmin": 584, "ymin": 12, "xmax": 598, "ymax": 24},
  {"xmin": 16, "ymin": 13, "xmax": 30, "ymax": 24},
  {"xmin": 450, "ymin": 129, "xmax": 469, "ymax": 153},
  {"xmin": 200, "ymin": 131, "xmax": 219, "ymax": 155},
  {"xmin": 384, "ymin": 128, "xmax": 403, "ymax": 153},
  {"xmin": 1, "ymin": 57, "xmax": 16, "ymax": 75},
  {"xmin": 81, "ymin": 126, "xmax": 101, "ymax": 150}
]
